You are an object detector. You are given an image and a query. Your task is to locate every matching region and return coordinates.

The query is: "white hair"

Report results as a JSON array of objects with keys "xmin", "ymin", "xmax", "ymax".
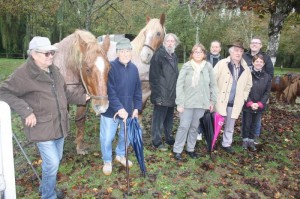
[{"xmin": 164, "ymin": 33, "xmax": 180, "ymax": 47}]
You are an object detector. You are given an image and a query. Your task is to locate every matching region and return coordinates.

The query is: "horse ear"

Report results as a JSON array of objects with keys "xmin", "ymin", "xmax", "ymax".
[
  {"xmin": 77, "ymin": 33, "xmax": 88, "ymax": 52},
  {"xmin": 102, "ymin": 35, "xmax": 110, "ymax": 53},
  {"xmin": 146, "ymin": 16, "xmax": 151, "ymax": 23},
  {"xmin": 160, "ymin": 13, "xmax": 165, "ymax": 26}
]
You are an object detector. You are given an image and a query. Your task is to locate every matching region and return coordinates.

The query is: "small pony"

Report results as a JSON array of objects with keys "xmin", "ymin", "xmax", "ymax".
[{"xmin": 271, "ymin": 73, "xmax": 300, "ymax": 105}]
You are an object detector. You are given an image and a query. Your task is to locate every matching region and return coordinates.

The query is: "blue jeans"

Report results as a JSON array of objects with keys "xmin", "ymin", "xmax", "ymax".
[
  {"xmin": 255, "ymin": 113, "xmax": 262, "ymax": 136},
  {"xmin": 100, "ymin": 115, "xmax": 128, "ymax": 163},
  {"xmin": 37, "ymin": 137, "xmax": 64, "ymax": 199}
]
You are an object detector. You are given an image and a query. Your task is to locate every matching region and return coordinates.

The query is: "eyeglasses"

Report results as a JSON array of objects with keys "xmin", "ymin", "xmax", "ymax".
[
  {"xmin": 193, "ymin": 51, "xmax": 203, "ymax": 55},
  {"xmin": 36, "ymin": 50, "xmax": 56, "ymax": 57},
  {"xmin": 250, "ymin": 42, "xmax": 261, "ymax": 45}
]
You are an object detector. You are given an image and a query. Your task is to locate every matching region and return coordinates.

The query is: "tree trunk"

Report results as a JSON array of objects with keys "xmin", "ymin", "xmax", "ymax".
[
  {"xmin": 183, "ymin": 45, "xmax": 186, "ymax": 63},
  {"xmin": 267, "ymin": 2, "xmax": 293, "ymax": 66},
  {"xmin": 267, "ymin": 12, "xmax": 284, "ymax": 66}
]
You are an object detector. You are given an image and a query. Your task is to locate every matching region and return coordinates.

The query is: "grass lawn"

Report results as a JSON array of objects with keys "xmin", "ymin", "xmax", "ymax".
[
  {"xmin": 1, "ymin": 58, "xmax": 300, "ymax": 198},
  {"xmin": 0, "ymin": 58, "xmax": 26, "ymax": 82}
]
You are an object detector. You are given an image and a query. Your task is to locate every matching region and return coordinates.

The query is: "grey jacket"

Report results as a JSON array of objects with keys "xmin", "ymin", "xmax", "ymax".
[
  {"xmin": 0, "ymin": 57, "xmax": 86, "ymax": 142},
  {"xmin": 176, "ymin": 60, "xmax": 217, "ymax": 109}
]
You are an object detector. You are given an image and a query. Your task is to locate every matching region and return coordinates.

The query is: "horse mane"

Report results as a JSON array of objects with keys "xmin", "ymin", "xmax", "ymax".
[
  {"xmin": 131, "ymin": 18, "xmax": 164, "ymax": 54},
  {"xmin": 72, "ymin": 30, "xmax": 100, "ymax": 70},
  {"xmin": 55, "ymin": 29, "xmax": 99, "ymax": 73}
]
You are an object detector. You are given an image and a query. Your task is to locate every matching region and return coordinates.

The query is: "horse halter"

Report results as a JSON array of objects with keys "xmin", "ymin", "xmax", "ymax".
[
  {"xmin": 142, "ymin": 44, "xmax": 155, "ymax": 52},
  {"xmin": 78, "ymin": 49, "xmax": 108, "ymax": 100},
  {"xmin": 79, "ymin": 67, "xmax": 108, "ymax": 100},
  {"xmin": 142, "ymin": 25, "xmax": 165, "ymax": 53}
]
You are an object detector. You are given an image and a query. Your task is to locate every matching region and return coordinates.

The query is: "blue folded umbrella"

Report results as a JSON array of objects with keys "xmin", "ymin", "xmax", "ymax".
[{"xmin": 126, "ymin": 118, "xmax": 147, "ymax": 177}]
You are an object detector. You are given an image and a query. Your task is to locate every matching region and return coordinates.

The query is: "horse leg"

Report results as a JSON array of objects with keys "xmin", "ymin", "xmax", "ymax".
[
  {"xmin": 75, "ymin": 105, "xmax": 88, "ymax": 155},
  {"xmin": 276, "ymin": 91, "xmax": 282, "ymax": 102},
  {"xmin": 139, "ymin": 81, "xmax": 151, "ymax": 132}
]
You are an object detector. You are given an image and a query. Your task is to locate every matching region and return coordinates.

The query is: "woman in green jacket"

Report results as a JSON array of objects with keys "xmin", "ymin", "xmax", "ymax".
[{"xmin": 173, "ymin": 44, "xmax": 218, "ymax": 160}]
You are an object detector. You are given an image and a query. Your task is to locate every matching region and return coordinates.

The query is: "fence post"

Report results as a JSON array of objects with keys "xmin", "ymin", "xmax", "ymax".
[{"xmin": 0, "ymin": 101, "xmax": 16, "ymax": 199}]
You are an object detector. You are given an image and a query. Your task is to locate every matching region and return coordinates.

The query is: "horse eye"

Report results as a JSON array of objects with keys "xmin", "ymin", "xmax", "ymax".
[
  {"xmin": 157, "ymin": 32, "xmax": 161, "ymax": 36},
  {"xmin": 86, "ymin": 67, "xmax": 91, "ymax": 74}
]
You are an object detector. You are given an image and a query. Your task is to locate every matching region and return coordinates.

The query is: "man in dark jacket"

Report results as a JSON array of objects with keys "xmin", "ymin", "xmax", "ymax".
[
  {"xmin": 100, "ymin": 38, "xmax": 142, "ymax": 176},
  {"xmin": 242, "ymin": 37, "xmax": 274, "ymax": 143},
  {"xmin": 0, "ymin": 36, "xmax": 88, "ymax": 199},
  {"xmin": 206, "ymin": 40, "xmax": 222, "ymax": 67},
  {"xmin": 243, "ymin": 37, "xmax": 274, "ymax": 78},
  {"xmin": 149, "ymin": 33, "xmax": 180, "ymax": 151}
]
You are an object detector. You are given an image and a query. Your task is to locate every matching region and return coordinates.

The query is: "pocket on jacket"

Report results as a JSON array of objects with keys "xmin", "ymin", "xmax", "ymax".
[{"xmin": 28, "ymin": 114, "xmax": 54, "ymax": 141}]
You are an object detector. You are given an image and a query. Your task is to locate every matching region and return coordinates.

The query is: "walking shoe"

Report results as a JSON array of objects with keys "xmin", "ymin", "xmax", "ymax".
[
  {"xmin": 115, "ymin": 155, "xmax": 133, "ymax": 168},
  {"xmin": 56, "ymin": 190, "xmax": 65, "ymax": 199},
  {"xmin": 242, "ymin": 141, "xmax": 248, "ymax": 150},
  {"xmin": 174, "ymin": 153, "xmax": 182, "ymax": 161},
  {"xmin": 254, "ymin": 137, "xmax": 260, "ymax": 145},
  {"xmin": 221, "ymin": 145, "xmax": 234, "ymax": 154},
  {"xmin": 186, "ymin": 151, "xmax": 199, "ymax": 159},
  {"xmin": 248, "ymin": 141, "xmax": 257, "ymax": 152},
  {"xmin": 197, "ymin": 133, "xmax": 202, "ymax": 141},
  {"xmin": 103, "ymin": 162, "xmax": 112, "ymax": 176},
  {"xmin": 156, "ymin": 144, "xmax": 168, "ymax": 152}
]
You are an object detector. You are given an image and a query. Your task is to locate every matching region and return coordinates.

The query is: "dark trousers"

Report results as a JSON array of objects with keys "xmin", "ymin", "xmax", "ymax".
[
  {"xmin": 242, "ymin": 112, "xmax": 262, "ymax": 136},
  {"xmin": 151, "ymin": 104, "xmax": 175, "ymax": 147},
  {"xmin": 242, "ymin": 111, "xmax": 262, "ymax": 139}
]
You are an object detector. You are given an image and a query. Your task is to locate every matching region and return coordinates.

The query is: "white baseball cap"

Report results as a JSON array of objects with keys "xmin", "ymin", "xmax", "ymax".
[{"xmin": 29, "ymin": 36, "xmax": 57, "ymax": 51}]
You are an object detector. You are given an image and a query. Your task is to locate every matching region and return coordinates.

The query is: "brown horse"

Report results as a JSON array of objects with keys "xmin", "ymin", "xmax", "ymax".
[
  {"xmin": 271, "ymin": 73, "xmax": 299, "ymax": 102},
  {"xmin": 53, "ymin": 29, "xmax": 110, "ymax": 154},
  {"xmin": 281, "ymin": 74, "xmax": 300, "ymax": 105},
  {"xmin": 105, "ymin": 14, "xmax": 166, "ymax": 110}
]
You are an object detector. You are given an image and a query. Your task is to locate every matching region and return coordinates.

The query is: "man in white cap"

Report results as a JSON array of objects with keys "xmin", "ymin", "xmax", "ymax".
[
  {"xmin": 0, "ymin": 36, "xmax": 89, "ymax": 198},
  {"xmin": 99, "ymin": 38, "xmax": 142, "ymax": 176}
]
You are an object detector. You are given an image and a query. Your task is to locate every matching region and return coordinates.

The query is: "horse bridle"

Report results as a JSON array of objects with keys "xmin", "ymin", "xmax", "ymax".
[
  {"xmin": 142, "ymin": 44, "xmax": 155, "ymax": 52},
  {"xmin": 142, "ymin": 26, "xmax": 165, "ymax": 53},
  {"xmin": 78, "ymin": 46, "xmax": 109, "ymax": 100},
  {"xmin": 78, "ymin": 64, "xmax": 108, "ymax": 100}
]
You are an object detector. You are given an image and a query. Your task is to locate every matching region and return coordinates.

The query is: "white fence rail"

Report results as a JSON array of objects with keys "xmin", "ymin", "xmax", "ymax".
[{"xmin": 0, "ymin": 101, "xmax": 16, "ymax": 199}]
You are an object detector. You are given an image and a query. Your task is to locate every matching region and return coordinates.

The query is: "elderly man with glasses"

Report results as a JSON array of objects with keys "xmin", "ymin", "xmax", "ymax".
[
  {"xmin": 0, "ymin": 36, "xmax": 89, "ymax": 198},
  {"xmin": 214, "ymin": 40, "xmax": 253, "ymax": 154}
]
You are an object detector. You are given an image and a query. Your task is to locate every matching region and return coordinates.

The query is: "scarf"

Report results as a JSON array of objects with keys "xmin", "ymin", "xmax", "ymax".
[
  {"xmin": 191, "ymin": 59, "xmax": 206, "ymax": 88},
  {"xmin": 209, "ymin": 54, "xmax": 220, "ymax": 66}
]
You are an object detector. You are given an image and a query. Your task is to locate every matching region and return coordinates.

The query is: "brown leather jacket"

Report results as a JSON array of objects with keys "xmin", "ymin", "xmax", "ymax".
[{"xmin": 0, "ymin": 57, "xmax": 86, "ymax": 142}]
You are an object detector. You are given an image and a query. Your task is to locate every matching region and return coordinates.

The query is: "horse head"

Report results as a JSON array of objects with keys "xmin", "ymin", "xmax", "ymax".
[
  {"xmin": 139, "ymin": 13, "xmax": 165, "ymax": 64},
  {"xmin": 76, "ymin": 31, "xmax": 111, "ymax": 115}
]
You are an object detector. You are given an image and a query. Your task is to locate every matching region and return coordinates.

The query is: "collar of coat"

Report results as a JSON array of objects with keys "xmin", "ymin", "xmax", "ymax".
[
  {"xmin": 224, "ymin": 56, "xmax": 248, "ymax": 79},
  {"xmin": 26, "ymin": 56, "xmax": 59, "ymax": 83}
]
